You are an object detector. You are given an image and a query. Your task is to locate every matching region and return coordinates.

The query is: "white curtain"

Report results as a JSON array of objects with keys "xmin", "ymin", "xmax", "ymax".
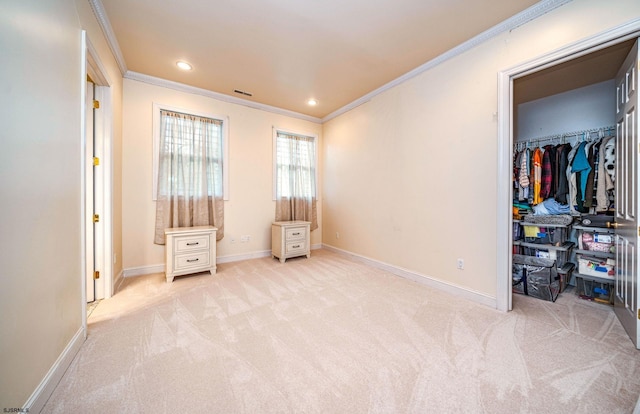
[
  {"xmin": 275, "ymin": 132, "xmax": 318, "ymax": 230},
  {"xmin": 154, "ymin": 110, "xmax": 224, "ymax": 244}
]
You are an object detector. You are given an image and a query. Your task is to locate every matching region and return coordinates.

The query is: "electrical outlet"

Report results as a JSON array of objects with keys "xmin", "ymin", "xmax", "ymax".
[
  {"xmin": 336, "ymin": 232, "xmax": 340, "ymax": 239},
  {"xmin": 456, "ymin": 259, "xmax": 464, "ymax": 270},
  {"xmin": 240, "ymin": 235, "xmax": 250, "ymax": 243},
  {"xmin": 231, "ymin": 237, "xmax": 236, "ymax": 243}
]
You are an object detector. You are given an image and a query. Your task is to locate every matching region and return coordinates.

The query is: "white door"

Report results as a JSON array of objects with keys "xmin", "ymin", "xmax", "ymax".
[
  {"xmin": 85, "ymin": 78, "xmax": 96, "ymax": 303},
  {"xmin": 614, "ymin": 39, "xmax": 639, "ymax": 349}
]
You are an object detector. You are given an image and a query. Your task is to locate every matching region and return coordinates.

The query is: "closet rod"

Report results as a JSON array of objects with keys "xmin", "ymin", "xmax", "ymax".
[{"xmin": 515, "ymin": 125, "xmax": 615, "ymax": 151}]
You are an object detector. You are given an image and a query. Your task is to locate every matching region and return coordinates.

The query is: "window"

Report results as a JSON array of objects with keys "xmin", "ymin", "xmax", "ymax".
[
  {"xmin": 152, "ymin": 103, "xmax": 229, "ymax": 201},
  {"xmin": 273, "ymin": 129, "xmax": 317, "ymax": 199},
  {"xmin": 153, "ymin": 104, "xmax": 228, "ymax": 244},
  {"xmin": 273, "ymin": 128, "xmax": 318, "ymax": 230}
]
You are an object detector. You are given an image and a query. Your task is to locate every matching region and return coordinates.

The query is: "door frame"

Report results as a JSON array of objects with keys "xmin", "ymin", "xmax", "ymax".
[
  {"xmin": 496, "ymin": 19, "xmax": 640, "ymax": 312},
  {"xmin": 81, "ymin": 31, "xmax": 114, "ymax": 332}
]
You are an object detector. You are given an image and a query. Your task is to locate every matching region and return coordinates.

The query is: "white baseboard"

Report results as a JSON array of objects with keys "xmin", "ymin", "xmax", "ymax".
[
  {"xmin": 217, "ymin": 250, "xmax": 272, "ymax": 263},
  {"xmin": 322, "ymin": 244, "xmax": 497, "ymax": 309},
  {"xmin": 113, "ymin": 269, "xmax": 125, "ymax": 293},
  {"xmin": 121, "ymin": 244, "xmax": 328, "ymax": 276},
  {"xmin": 24, "ymin": 326, "xmax": 85, "ymax": 413},
  {"xmin": 123, "ymin": 264, "xmax": 165, "ymax": 277}
]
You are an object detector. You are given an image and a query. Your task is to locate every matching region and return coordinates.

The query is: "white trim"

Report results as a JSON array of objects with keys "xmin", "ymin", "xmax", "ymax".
[
  {"xmin": 88, "ymin": 0, "xmax": 127, "ymax": 75},
  {"xmin": 114, "ymin": 269, "xmax": 125, "ymax": 294},
  {"xmin": 152, "ymin": 103, "xmax": 230, "ymax": 201},
  {"xmin": 496, "ymin": 69, "xmax": 513, "ymax": 313},
  {"xmin": 23, "ymin": 327, "xmax": 85, "ymax": 413},
  {"xmin": 321, "ymin": 0, "xmax": 571, "ymax": 123},
  {"xmin": 86, "ymin": 37, "xmax": 111, "ymax": 86},
  {"xmin": 127, "ymin": 71, "xmax": 322, "ymax": 124},
  {"xmin": 123, "ymin": 245, "xmax": 322, "ymax": 277},
  {"xmin": 85, "ymin": 33, "xmax": 115, "ymax": 301},
  {"xmin": 217, "ymin": 250, "xmax": 272, "ymax": 264},
  {"xmin": 80, "ymin": 31, "xmax": 88, "ymax": 331},
  {"xmin": 97, "ymin": 86, "xmax": 114, "ymax": 299},
  {"xmin": 123, "ymin": 264, "xmax": 165, "ymax": 277},
  {"xmin": 497, "ymin": 19, "xmax": 640, "ymax": 313},
  {"xmin": 272, "ymin": 127, "xmax": 319, "ymax": 200},
  {"xmin": 322, "ymin": 244, "xmax": 497, "ymax": 308}
]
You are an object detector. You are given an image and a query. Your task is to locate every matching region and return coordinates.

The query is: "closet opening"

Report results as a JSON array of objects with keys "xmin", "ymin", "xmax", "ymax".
[
  {"xmin": 511, "ymin": 38, "xmax": 634, "ymax": 302},
  {"xmin": 497, "ymin": 21, "xmax": 640, "ymax": 350}
]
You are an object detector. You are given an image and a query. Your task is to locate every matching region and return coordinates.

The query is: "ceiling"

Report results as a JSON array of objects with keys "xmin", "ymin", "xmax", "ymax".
[
  {"xmin": 514, "ymin": 38, "xmax": 636, "ymax": 105},
  {"xmin": 99, "ymin": 0, "xmax": 542, "ymax": 119}
]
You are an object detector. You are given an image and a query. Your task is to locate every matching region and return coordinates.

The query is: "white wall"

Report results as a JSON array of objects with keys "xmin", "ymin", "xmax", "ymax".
[
  {"xmin": 517, "ymin": 80, "xmax": 615, "ymax": 141},
  {"xmin": 0, "ymin": 0, "xmax": 83, "ymax": 407},
  {"xmin": 0, "ymin": 0, "xmax": 124, "ymax": 408},
  {"xmin": 122, "ymin": 79, "xmax": 322, "ymax": 272},
  {"xmin": 322, "ymin": 0, "xmax": 640, "ymax": 302}
]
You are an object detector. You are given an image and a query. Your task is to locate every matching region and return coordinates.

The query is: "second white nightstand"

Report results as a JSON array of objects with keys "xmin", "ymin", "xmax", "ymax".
[{"xmin": 271, "ymin": 221, "xmax": 311, "ymax": 263}]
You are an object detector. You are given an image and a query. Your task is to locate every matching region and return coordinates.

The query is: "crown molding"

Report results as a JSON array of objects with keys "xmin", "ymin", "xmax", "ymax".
[
  {"xmin": 90, "ymin": 0, "xmax": 570, "ymax": 124},
  {"xmin": 124, "ymin": 71, "xmax": 323, "ymax": 124},
  {"xmin": 321, "ymin": 0, "xmax": 572, "ymax": 123},
  {"xmin": 88, "ymin": 0, "xmax": 127, "ymax": 75}
]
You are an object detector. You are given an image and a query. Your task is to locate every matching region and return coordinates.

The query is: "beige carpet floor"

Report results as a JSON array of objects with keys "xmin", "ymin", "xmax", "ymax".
[{"xmin": 42, "ymin": 249, "xmax": 640, "ymax": 413}]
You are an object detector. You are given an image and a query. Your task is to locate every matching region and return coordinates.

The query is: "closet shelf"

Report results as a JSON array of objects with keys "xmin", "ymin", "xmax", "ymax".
[
  {"xmin": 573, "ymin": 225, "xmax": 615, "ymax": 234},
  {"xmin": 573, "ymin": 271, "xmax": 615, "ymax": 284},
  {"xmin": 574, "ymin": 249, "xmax": 615, "ymax": 259},
  {"xmin": 518, "ymin": 221, "xmax": 573, "ymax": 229},
  {"xmin": 514, "ymin": 241, "xmax": 575, "ymax": 252}
]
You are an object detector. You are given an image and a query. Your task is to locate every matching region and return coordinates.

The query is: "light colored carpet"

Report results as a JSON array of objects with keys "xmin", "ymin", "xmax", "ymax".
[{"xmin": 42, "ymin": 249, "xmax": 639, "ymax": 413}]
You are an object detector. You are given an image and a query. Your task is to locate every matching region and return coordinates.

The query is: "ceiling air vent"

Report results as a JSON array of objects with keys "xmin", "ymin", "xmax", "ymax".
[{"xmin": 233, "ymin": 89, "xmax": 253, "ymax": 97}]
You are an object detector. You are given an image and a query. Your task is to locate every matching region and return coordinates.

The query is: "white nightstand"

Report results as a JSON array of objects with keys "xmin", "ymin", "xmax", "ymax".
[
  {"xmin": 271, "ymin": 221, "xmax": 311, "ymax": 263},
  {"xmin": 164, "ymin": 226, "xmax": 217, "ymax": 282}
]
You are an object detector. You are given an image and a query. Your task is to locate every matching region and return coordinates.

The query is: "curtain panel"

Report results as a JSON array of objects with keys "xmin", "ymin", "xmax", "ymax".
[
  {"xmin": 154, "ymin": 110, "xmax": 224, "ymax": 244},
  {"xmin": 275, "ymin": 132, "xmax": 318, "ymax": 231}
]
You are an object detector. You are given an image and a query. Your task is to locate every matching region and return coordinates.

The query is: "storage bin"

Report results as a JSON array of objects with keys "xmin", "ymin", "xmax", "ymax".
[
  {"xmin": 521, "ymin": 243, "xmax": 572, "ymax": 268},
  {"xmin": 512, "ymin": 255, "xmax": 560, "ymax": 302},
  {"xmin": 577, "ymin": 256, "xmax": 615, "ymax": 279},
  {"xmin": 522, "ymin": 225, "xmax": 569, "ymax": 245},
  {"xmin": 578, "ymin": 232, "xmax": 615, "ymax": 253},
  {"xmin": 575, "ymin": 276, "xmax": 614, "ymax": 305}
]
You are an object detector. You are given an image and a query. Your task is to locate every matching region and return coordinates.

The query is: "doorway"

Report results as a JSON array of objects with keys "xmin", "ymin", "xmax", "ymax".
[
  {"xmin": 82, "ymin": 32, "xmax": 114, "ymax": 326},
  {"xmin": 497, "ymin": 22, "xmax": 640, "ymax": 346}
]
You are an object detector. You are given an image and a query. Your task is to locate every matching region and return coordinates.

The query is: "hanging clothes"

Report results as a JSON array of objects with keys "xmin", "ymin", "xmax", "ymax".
[
  {"xmin": 540, "ymin": 145, "xmax": 554, "ymax": 198},
  {"xmin": 519, "ymin": 148, "xmax": 530, "ymax": 201},
  {"xmin": 533, "ymin": 147, "xmax": 543, "ymax": 205},
  {"xmin": 596, "ymin": 136, "xmax": 616, "ymax": 211},
  {"xmin": 583, "ymin": 140, "xmax": 600, "ymax": 209},
  {"xmin": 555, "ymin": 144, "xmax": 572, "ymax": 205},
  {"xmin": 571, "ymin": 141, "xmax": 592, "ymax": 213}
]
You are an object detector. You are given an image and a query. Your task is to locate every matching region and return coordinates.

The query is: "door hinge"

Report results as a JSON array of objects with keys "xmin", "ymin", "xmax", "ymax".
[
  {"xmin": 94, "ymin": 270, "xmax": 100, "ymax": 280},
  {"xmin": 93, "ymin": 214, "xmax": 100, "ymax": 223},
  {"xmin": 638, "ymin": 308, "xmax": 640, "ymax": 320},
  {"xmin": 93, "ymin": 100, "xmax": 100, "ymax": 109},
  {"xmin": 93, "ymin": 157, "xmax": 100, "ymax": 166}
]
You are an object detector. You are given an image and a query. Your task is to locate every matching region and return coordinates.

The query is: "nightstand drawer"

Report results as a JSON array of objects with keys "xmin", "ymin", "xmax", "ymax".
[
  {"xmin": 286, "ymin": 240, "xmax": 306, "ymax": 254},
  {"xmin": 285, "ymin": 227, "xmax": 306, "ymax": 241},
  {"xmin": 174, "ymin": 251, "xmax": 211, "ymax": 271},
  {"xmin": 175, "ymin": 235, "xmax": 210, "ymax": 253}
]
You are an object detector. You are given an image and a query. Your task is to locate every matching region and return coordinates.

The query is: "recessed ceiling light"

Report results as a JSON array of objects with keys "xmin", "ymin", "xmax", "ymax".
[
  {"xmin": 176, "ymin": 61, "xmax": 192, "ymax": 71},
  {"xmin": 307, "ymin": 99, "xmax": 318, "ymax": 106}
]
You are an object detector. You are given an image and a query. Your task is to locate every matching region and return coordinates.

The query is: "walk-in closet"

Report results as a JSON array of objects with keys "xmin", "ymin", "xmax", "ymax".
[{"xmin": 510, "ymin": 38, "xmax": 638, "ymax": 346}]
